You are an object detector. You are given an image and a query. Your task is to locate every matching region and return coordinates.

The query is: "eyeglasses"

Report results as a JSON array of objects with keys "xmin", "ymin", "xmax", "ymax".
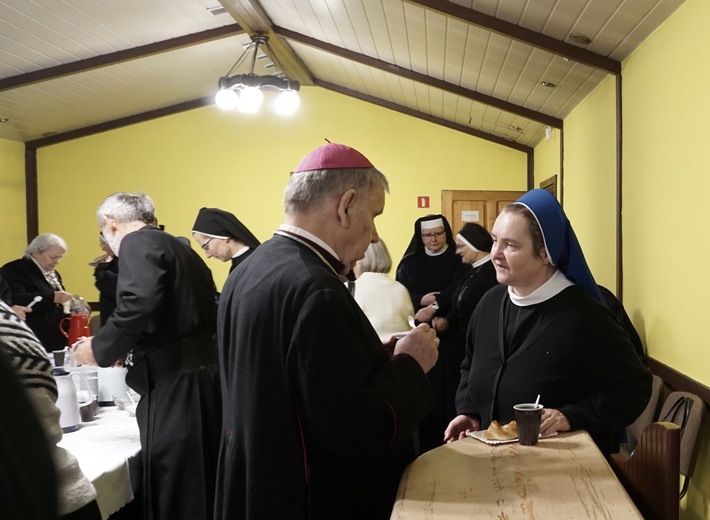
[
  {"xmin": 421, "ymin": 231, "xmax": 445, "ymax": 240},
  {"xmin": 455, "ymin": 244, "xmax": 466, "ymax": 251},
  {"xmin": 201, "ymin": 237, "xmax": 214, "ymax": 250}
]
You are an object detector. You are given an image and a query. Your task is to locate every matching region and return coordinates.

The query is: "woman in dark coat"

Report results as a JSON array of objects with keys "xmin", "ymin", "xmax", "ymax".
[{"xmin": 0, "ymin": 233, "xmax": 73, "ymax": 351}]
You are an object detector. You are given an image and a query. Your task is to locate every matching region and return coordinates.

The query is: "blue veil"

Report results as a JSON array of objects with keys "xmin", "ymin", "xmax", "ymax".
[{"xmin": 514, "ymin": 189, "xmax": 605, "ymax": 304}]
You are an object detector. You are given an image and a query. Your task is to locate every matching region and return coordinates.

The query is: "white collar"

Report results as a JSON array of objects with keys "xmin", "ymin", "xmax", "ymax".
[
  {"xmin": 471, "ymin": 254, "xmax": 491, "ymax": 268},
  {"xmin": 425, "ymin": 243, "xmax": 449, "ymax": 256},
  {"xmin": 508, "ymin": 269, "xmax": 573, "ymax": 307},
  {"xmin": 277, "ymin": 224, "xmax": 340, "ymax": 261},
  {"xmin": 232, "ymin": 246, "xmax": 250, "ymax": 259}
]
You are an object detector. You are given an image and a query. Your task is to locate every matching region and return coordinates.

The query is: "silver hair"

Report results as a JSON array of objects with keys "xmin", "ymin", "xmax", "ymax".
[
  {"xmin": 25, "ymin": 233, "xmax": 67, "ymax": 255},
  {"xmin": 97, "ymin": 192, "xmax": 156, "ymax": 226},
  {"xmin": 284, "ymin": 168, "xmax": 389, "ymax": 215},
  {"xmin": 358, "ymin": 239, "xmax": 392, "ymax": 274}
]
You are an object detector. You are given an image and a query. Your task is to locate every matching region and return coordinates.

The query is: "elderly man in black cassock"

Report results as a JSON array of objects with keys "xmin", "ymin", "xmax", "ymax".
[
  {"xmin": 74, "ymin": 192, "xmax": 221, "ymax": 520},
  {"xmin": 215, "ymin": 142, "xmax": 440, "ymax": 520}
]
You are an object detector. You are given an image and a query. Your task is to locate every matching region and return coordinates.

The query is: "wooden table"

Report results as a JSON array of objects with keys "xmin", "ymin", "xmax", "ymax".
[{"xmin": 391, "ymin": 430, "xmax": 643, "ymax": 519}]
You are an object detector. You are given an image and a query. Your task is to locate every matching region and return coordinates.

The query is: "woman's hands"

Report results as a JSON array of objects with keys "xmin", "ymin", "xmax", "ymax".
[
  {"xmin": 540, "ymin": 408, "xmax": 570, "ymax": 436},
  {"xmin": 444, "ymin": 414, "xmax": 481, "ymax": 443}
]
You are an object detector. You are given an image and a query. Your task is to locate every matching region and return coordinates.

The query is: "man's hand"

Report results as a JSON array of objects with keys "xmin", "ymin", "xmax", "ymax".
[{"xmin": 393, "ymin": 324, "xmax": 439, "ymax": 373}]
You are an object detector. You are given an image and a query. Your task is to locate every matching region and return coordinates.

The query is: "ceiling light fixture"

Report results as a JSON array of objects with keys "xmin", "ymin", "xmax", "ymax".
[
  {"xmin": 569, "ymin": 33, "xmax": 592, "ymax": 45},
  {"xmin": 0, "ymin": 117, "xmax": 9, "ymax": 123},
  {"xmin": 540, "ymin": 81, "xmax": 556, "ymax": 88},
  {"xmin": 215, "ymin": 34, "xmax": 300, "ymax": 116}
]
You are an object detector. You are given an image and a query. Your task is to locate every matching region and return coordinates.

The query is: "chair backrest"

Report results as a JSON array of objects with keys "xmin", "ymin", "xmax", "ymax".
[
  {"xmin": 89, "ymin": 314, "xmax": 101, "ymax": 336},
  {"xmin": 657, "ymin": 391, "xmax": 705, "ymax": 498},
  {"xmin": 623, "ymin": 374, "xmax": 664, "ymax": 455},
  {"xmin": 611, "ymin": 422, "xmax": 681, "ymax": 520}
]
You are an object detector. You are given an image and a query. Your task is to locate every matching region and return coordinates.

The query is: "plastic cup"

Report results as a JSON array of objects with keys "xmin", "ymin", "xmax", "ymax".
[
  {"xmin": 52, "ymin": 350, "xmax": 66, "ymax": 367},
  {"xmin": 514, "ymin": 403, "xmax": 543, "ymax": 446}
]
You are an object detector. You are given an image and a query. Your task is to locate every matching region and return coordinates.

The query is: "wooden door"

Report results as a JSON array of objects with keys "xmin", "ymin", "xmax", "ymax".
[{"xmin": 442, "ymin": 190, "xmax": 527, "ymax": 233}]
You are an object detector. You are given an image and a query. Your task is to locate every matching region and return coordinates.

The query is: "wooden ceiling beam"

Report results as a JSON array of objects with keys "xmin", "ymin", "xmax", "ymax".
[
  {"xmin": 274, "ymin": 26, "xmax": 562, "ymax": 129},
  {"xmin": 0, "ymin": 24, "xmax": 244, "ymax": 92},
  {"xmin": 218, "ymin": 0, "xmax": 314, "ymax": 85},
  {"xmin": 407, "ymin": 0, "xmax": 620, "ymax": 74}
]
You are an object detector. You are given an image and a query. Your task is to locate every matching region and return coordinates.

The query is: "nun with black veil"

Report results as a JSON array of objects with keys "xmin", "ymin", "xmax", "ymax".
[
  {"xmin": 396, "ymin": 214, "xmax": 468, "ymax": 452},
  {"xmin": 192, "ymin": 207, "xmax": 260, "ymax": 272},
  {"xmin": 395, "ymin": 214, "xmax": 468, "ymax": 324},
  {"xmin": 444, "ymin": 189, "xmax": 652, "ymax": 457}
]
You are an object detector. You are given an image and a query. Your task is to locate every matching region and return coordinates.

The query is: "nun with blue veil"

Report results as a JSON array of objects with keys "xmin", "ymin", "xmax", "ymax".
[{"xmin": 444, "ymin": 189, "xmax": 651, "ymax": 456}]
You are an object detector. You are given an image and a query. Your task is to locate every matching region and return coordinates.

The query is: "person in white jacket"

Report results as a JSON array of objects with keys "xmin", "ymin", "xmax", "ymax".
[{"xmin": 350, "ymin": 239, "xmax": 414, "ymax": 342}]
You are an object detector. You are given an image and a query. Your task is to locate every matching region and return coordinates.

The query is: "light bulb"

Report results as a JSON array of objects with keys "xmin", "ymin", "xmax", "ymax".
[
  {"xmin": 238, "ymin": 87, "xmax": 263, "ymax": 113},
  {"xmin": 274, "ymin": 90, "xmax": 301, "ymax": 115},
  {"xmin": 215, "ymin": 89, "xmax": 239, "ymax": 110}
]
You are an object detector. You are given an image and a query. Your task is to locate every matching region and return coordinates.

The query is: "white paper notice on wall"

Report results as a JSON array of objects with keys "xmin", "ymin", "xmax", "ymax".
[{"xmin": 461, "ymin": 210, "xmax": 480, "ymax": 222}]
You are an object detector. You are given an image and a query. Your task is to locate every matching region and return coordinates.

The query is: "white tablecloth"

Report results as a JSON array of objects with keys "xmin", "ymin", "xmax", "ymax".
[{"xmin": 58, "ymin": 406, "xmax": 141, "ymax": 519}]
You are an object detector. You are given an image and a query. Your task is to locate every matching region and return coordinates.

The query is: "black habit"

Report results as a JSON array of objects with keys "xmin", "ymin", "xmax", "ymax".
[
  {"xmin": 456, "ymin": 284, "xmax": 652, "ymax": 457},
  {"xmin": 92, "ymin": 226, "xmax": 221, "ymax": 520},
  {"xmin": 215, "ymin": 233, "xmax": 434, "ymax": 520}
]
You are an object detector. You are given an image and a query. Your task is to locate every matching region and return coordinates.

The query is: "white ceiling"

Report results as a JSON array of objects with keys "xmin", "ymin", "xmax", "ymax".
[{"xmin": 0, "ymin": 0, "xmax": 684, "ymax": 150}]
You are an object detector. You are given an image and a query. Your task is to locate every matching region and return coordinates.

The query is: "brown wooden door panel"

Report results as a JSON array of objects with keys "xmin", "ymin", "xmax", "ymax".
[{"xmin": 442, "ymin": 190, "xmax": 527, "ymax": 233}]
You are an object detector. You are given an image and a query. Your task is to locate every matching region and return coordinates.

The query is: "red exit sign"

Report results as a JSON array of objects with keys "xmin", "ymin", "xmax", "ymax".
[{"xmin": 417, "ymin": 196, "xmax": 430, "ymax": 208}]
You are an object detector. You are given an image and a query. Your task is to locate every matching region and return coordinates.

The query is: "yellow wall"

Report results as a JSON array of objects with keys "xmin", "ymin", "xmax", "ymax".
[
  {"xmin": 556, "ymin": 0, "xmax": 709, "ymax": 517},
  {"xmin": 0, "ymin": 138, "xmax": 27, "ymax": 266},
  {"xmin": 621, "ymin": 2, "xmax": 710, "ymax": 515},
  {"xmin": 561, "ymin": 75, "xmax": 618, "ymax": 289},
  {"xmin": 36, "ymin": 86, "xmax": 526, "ymax": 298},
  {"xmin": 532, "ymin": 125, "xmax": 560, "ymax": 189}
]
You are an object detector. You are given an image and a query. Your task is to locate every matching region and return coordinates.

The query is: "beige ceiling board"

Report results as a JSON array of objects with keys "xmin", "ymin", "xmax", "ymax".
[
  {"xmin": 0, "ymin": 0, "xmax": 236, "ymax": 70},
  {"xmin": 275, "ymin": 25, "xmax": 562, "ymax": 128},
  {"xmin": 407, "ymin": 0, "xmax": 621, "ymax": 73},
  {"xmin": 218, "ymin": 0, "xmax": 314, "ymax": 85},
  {"xmin": 591, "ymin": 0, "xmax": 685, "ymax": 60},
  {"xmin": 0, "ymin": 36, "xmax": 252, "ymax": 143},
  {"xmin": 0, "ymin": 0, "xmax": 686, "ymax": 146},
  {"xmin": 0, "ymin": 25, "xmax": 243, "ymax": 92},
  {"xmin": 295, "ymin": 42, "xmax": 538, "ymax": 148}
]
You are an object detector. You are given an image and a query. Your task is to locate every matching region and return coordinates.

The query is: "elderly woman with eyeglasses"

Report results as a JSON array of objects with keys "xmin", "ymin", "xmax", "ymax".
[{"xmin": 0, "ymin": 233, "xmax": 73, "ymax": 351}]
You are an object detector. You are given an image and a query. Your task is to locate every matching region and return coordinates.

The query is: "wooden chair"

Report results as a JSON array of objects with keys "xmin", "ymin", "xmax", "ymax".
[
  {"xmin": 611, "ymin": 422, "xmax": 680, "ymax": 520},
  {"xmin": 621, "ymin": 374, "xmax": 664, "ymax": 456},
  {"xmin": 657, "ymin": 391, "xmax": 706, "ymax": 499}
]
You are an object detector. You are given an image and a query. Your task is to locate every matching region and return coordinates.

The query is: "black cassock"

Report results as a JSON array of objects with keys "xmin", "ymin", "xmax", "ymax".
[
  {"xmin": 457, "ymin": 284, "xmax": 652, "ymax": 457},
  {"xmin": 92, "ymin": 226, "xmax": 221, "ymax": 520},
  {"xmin": 215, "ymin": 233, "xmax": 434, "ymax": 520}
]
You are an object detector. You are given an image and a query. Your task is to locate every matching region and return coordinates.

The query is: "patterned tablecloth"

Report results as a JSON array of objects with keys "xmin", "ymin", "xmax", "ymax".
[{"xmin": 58, "ymin": 405, "xmax": 140, "ymax": 519}]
